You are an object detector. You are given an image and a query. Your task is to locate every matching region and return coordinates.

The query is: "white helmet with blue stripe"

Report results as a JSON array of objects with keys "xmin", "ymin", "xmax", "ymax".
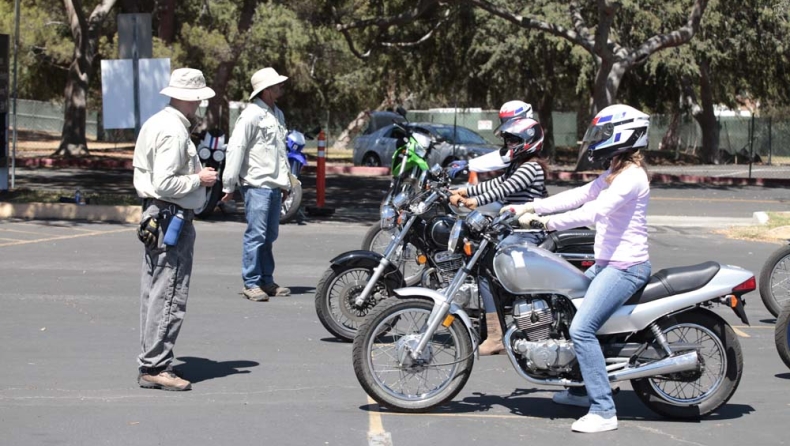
[{"xmin": 583, "ymin": 104, "xmax": 649, "ymax": 163}]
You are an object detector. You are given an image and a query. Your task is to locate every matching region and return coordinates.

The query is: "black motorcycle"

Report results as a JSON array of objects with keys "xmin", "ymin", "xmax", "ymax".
[
  {"xmin": 314, "ymin": 165, "xmax": 595, "ymax": 342},
  {"xmin": 194, "ymin": 128, "xmax": 227, "ymax": 219}
]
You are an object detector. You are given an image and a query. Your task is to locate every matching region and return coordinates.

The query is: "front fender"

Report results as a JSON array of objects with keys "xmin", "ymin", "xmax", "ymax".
[
  {"xmin": 328, "ymin": 250, "xmax": 405, "ymax": 289},
  {"xmin": 393, "ymin": 287, "xmax": 479, "ymax": 354}
]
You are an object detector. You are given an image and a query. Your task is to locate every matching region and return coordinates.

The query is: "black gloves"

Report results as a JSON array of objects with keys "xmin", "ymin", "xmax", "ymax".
[{"xmin": 137, "ymin": 216, "xmax": 160, "ymax": 250}]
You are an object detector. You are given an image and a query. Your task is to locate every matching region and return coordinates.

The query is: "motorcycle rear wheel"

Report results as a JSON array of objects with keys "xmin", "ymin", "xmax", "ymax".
[
  {"xmin": 194, "ymin": 182, "xmax": 223, "ymax": 219},
  {"xmin": 631, "ymin": 310, "xmax": 742, "ymax": 419},
  {"xmin": 775, "ymin": 303, "xmax": 790, "ymax": 369},
  {"xmin": 361, "ymin": 224, "xmax": 423, "ymax": 286},
  {"xmin": 758, "ymin": 244, "xmax": 790, "ymax": 317},
  {"xmin": 280, "ymin": 182, "xmax": 302, "ymax": 223},
  {"xmin": 314, "ymin": 265, "xmax": 392, "ymax": 342},
  {"xmin": 352, "ymin": 298, "xmax": 474, "ymax": 412}
]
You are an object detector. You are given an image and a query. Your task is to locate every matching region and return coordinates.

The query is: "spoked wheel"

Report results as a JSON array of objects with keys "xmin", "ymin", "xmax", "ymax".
[
  {"xmin": 361, "ymin": 224, "xmax": 424, "ymax": 286},
  {"xmin": 314, "ymin": 266, "xmax": 391, "ymax": 342},
  {"xmin": 280, "ymin": 182, "xmax": 302, "ymax": 223},
  {"xmin": 631, "ymin": 310, "xmax": 742, "ymax": 419},
  {"xmin": 352, "ymin": 298, "xmax": 474, "ymax": 412},
  {"xmin": 758, "ymin": 244, "xmax": 790, "ymax": 317},
  {"xmin": 775, "ymin": 303, "xmax": 790, "ymax": 369}
]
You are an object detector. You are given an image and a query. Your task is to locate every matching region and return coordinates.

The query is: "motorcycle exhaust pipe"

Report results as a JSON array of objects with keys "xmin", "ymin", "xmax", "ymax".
[{"xmin": 608, "ymin": 351, "xmax": 699, "ymax": 382}]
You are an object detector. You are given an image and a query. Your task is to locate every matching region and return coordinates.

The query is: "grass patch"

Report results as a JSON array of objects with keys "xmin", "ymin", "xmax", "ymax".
[
  {"xmin": 716, "ymin": 212, "xmax": 790, "ymax": 242},
  {"xmin": 0, "ymin": 188, "xmax": 140, "ymax": 206}
]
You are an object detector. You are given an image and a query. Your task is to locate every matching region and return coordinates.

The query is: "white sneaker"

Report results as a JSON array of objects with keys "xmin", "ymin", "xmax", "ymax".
[
  {"xmin": 552, "ymin": 390, "xmax": 591, "ymax": 408},
  {"xmin": 571, "ymin": 413, "xmax": 618, "ymax": 433}
]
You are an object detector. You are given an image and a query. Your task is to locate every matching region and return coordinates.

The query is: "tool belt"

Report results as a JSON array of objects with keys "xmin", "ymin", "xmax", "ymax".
[{"xmin": 142, "ymin": 198, "xmax": 195, "ymax": 221}]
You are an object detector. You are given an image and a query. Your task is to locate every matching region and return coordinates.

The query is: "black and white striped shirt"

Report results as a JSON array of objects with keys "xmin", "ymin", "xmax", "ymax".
[{"xmin": 468, "ymin": 161, "xmax": 547, "ymax": 206}]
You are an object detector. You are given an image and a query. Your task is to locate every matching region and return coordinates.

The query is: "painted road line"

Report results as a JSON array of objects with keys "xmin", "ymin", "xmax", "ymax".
[
  {"xmin": 0, "ymin": 227, "xmax": 64, "ymax": 236},
  {"xmin": 367, "ymin": 396, "xmax": 393, "ymax": 446},
  {"xmin": 0, "ymin": 227, "xmax": 133, "ymax": 247},
  {"xmin": 731, "ymin": 326, "xmax": 750, "ymax": 338}
]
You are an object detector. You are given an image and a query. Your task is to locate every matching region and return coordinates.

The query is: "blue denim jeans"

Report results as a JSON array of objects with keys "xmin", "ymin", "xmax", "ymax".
[
  {"xmin": 569, "ymin": 261, "xmax": 651, "ymax": 417},
  {"xmin": 241, "ymin": 186, "xmax": 281, "ymax": 289}
]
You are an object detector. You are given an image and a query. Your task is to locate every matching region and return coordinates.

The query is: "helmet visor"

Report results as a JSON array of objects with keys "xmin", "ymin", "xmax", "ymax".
[{"xmin": 583, "ymin": 122, "xmax": 614, "ymax": 145}]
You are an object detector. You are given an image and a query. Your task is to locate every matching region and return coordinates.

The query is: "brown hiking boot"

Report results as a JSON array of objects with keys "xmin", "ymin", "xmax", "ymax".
[
  {"xmin": 262, "ymin": 283, "xmax": 290, "ymax": 297},
  {"xmin": 242, "ymin": 286, "xmax": 269, "ymax": 302},
  {"xmin": 138, "ymin": 370, "xmax": 192, "ymax": 391}
]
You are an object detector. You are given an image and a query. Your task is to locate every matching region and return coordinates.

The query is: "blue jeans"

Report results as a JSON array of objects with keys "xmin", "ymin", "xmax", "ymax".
[
  {"xmin": 569, "ymin": 261, "xmax": 651, "ymax": 417},
  {"xmin": 242, "ymin": 186, "xmax": 281, "ymax": 289}
]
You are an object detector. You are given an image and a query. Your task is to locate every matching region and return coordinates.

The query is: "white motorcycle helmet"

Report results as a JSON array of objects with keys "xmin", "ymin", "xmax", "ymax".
[
  {"xmin": 583, "ymin": 104, "xmax": 650, "ymax": 163},
  {"xmin": 497, "ymin": 118, "xmax": 544, "ymax": 164},
  {"xmin": 494, "ymin": 100, "xmax": 533, "ymax": 136}
]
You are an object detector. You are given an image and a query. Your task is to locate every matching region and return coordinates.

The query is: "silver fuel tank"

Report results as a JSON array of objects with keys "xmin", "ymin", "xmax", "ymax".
[{"xmin": 493, "ymin": 240, "xmax": 591, "ymax": 298}]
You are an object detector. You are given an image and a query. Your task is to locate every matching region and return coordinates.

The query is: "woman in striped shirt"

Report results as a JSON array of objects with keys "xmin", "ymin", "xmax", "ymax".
[{"xmin": 449, "ymin": 117, "xmax": 549, "ymax": 356}]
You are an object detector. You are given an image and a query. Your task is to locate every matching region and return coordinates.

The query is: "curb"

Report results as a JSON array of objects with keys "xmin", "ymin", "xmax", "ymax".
[
  {"xmin": 0, "ymin": 203, "xmax": 141, "ymax": 224},
  {"xmin": 16, "ymin": 157, "xmax": 134, "ymax": 170}
]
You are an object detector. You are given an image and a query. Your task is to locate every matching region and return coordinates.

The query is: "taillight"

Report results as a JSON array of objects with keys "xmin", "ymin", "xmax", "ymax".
[{"xmin": 732, "ymin": 276, "xmax": 756, "ymax": 294}]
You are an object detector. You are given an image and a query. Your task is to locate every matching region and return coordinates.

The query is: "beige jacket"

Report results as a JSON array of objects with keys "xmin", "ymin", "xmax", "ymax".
[
  {"xmin": 222, "ymin": 98, "xmax": 290, "ymax": 193},
  {"xmin": 132, "ymin": 106, "xmax": 205, "ymax": 210}
]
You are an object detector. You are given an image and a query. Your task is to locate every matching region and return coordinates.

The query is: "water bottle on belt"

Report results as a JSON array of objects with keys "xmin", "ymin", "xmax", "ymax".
[{"xmin": 163, "ymin": 210, "xmax": 185, "ymax": 246}]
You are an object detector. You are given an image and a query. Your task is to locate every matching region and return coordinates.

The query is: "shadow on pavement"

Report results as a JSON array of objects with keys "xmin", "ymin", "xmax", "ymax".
[{"xmin": 174, "ymin": 356, "xmax": 259, "ymax": 383}]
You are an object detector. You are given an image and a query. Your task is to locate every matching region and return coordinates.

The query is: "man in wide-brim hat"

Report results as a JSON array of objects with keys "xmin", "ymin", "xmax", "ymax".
[
  {"xmin": 132, "ymin": 67, "xmax": 218, "ymax": 391},
  {"xmin": 222, "ymin": 67, "xmax": 292, "ymax": 302}
]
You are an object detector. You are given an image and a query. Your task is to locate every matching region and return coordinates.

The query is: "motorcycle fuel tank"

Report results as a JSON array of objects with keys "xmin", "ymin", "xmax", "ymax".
[
  {"xmin": 425, "ymin": 216, "xmax": 455, "ymax": 250},
  {"xmin": 494, "ymin": 242, "xmax": 591, "ymax": 298}
]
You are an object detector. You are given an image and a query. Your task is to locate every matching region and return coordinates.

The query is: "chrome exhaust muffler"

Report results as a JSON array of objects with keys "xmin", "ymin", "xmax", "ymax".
[{"xmin": 608, "ymin": 351, "xmax": 699, "ymax": 382}]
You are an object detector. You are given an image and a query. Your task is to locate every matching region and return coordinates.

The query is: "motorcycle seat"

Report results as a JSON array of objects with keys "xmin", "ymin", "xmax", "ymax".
[
  {"xmin": 626, "ymin": 261, "xmax": 721, "ymax": 306},
  {"xmin": 540, "ymin": 229, "xmax": 596, "ymax": 252}
]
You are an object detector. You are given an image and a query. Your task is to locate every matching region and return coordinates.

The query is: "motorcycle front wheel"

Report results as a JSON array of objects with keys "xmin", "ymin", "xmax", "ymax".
[
  {"xmin": 758, "ymin": 244, "xmax": 790, "ymax": 317},
  {"xmin": 352, "ymin": 298, "xmax": 474, "ymax": 412},
  {"xmin": 631, "ymin": 310, "xmax": 742, "ymax": 419},
  {"xmin": 361, "ymin": 224, "xmax": 423, "ymax": 286},
  {"xmin": 775, "ymin": 303, "xmax": 790, "ymax": 369},
  {"xmin": 280, "ymin": 182, "xmax": 303, "ymax": 223},
  {"xmin": 314, "ymin": 265, "xmax": 393, "ymax": 342}
]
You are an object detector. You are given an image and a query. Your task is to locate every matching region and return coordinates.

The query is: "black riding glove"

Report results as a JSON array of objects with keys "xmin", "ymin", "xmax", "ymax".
[{"xmin": 137, "ymin": 216, "xmax": 160, "ymax": 249}]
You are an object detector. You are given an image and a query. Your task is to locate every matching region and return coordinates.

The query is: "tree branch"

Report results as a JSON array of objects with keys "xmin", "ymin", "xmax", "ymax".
[
  {"xmin": 380, "ymin": 9, "xmax": 450, "ymax": 48},
  {"xmin": 569, "ymin": 1, "xmax": 592, "ymax": 42},
  {"xmin": 593, "ymin": 0, "xmax": 617, "ymax": 59},
  {"xmin": 467, "ymin": 0, "xmax": 595, "ymax": 54},
  {"xmin": 628, "ymin": 0, "xmax": 708, "ymax": 66}
]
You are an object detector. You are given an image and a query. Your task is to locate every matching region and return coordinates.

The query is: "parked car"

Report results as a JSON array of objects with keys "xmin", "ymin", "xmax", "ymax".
[{"xmin": 353, "ymin": 122, "xmax": 499, "ymax": 168}]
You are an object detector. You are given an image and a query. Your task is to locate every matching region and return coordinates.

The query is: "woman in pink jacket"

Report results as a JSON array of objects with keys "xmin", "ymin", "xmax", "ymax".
[{"xmin": 511, "ymin": 104, "xmax": 652, "ymax": 434}]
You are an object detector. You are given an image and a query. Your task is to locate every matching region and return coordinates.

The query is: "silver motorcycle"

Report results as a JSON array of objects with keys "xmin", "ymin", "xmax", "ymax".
[{"xmin": 353, "ymin": 209, "xmax": 755, "ymax": 418}]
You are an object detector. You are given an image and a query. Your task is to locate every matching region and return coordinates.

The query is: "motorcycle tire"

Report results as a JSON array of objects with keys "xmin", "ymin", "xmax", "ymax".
[
  {"xmin": 195, "ymin": 182, "xmax": 223, "ymax": 219},
  {"xmin": 758, "ymin": 244, "xmax": 790, "ymax": 317},
  {"xmin": 631, "ymin": 309, "xmax": 742, "ymax": 419},
  {"xmin": 775, "ymin": 303, "xmax": 790, "ymax": 370},
  {"xmin": 314, "ymin": 265, "xmax": 393, "ymax": 342},
  {"xmin": 352, "ymin": 298, "xmax": 474, "ymax": 413},
  {"xmin": 361, "ymin": 224, "xmax": 423, "ymax": 287},
  {"xmin": 280, "ymin": 182, "xmax": 302, "ymax": 224}
]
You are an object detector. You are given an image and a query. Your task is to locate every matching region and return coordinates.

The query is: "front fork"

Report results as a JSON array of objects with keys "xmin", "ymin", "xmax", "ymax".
[
  {"xmin": 354, "ymin": 215, "xmax": 418, "ymax": 307},
  {"xmin": 409, "ymin": 238, "xmax": 490, "ymax": 359}
]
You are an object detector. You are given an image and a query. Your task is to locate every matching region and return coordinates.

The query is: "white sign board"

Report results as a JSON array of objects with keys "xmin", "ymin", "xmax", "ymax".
[
  {"xmin": 101, "ymin": 58, "xmax": 171, "ymax": 129},
  {"xmin": 477, "ymin": 120, "xmax": 493, "ymax": 131}
]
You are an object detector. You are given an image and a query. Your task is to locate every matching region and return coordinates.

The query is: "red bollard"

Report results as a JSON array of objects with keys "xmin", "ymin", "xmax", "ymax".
[
  {"xmin": 317, "ymin": 130, "xmax": 326, "ymax": 207},
  {"xmin": 306, "ymin": 130, "xmax": 335, "ymax": 217}
]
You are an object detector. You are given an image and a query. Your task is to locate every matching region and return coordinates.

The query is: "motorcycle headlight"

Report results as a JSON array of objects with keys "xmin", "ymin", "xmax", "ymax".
[
  {"xmin": 212, "ymin": 150, "xmax": 225, "ymax": 162},
  {"xmin": 429, "ymin": 164, "xmax": 443, "ymax": 178},
  {"xmin": 465, "ymin": 210, "xmax": 488, "ymax": 232},
  {"xmin": 392, "ymin": 192, "xmax": 410, "ymax": 209},
  {"xmin": 412, "ymin": 133, "xmax": 431, "ymax": 158},
  {"xmin": 198, "ymin": 147, "xmax": 212, "ymax": 160},
  {"xmin": 380, "ymin": 205, "xmax": 397, "ymax": 230},
  {"xmin": 448, "ymin": 219, "xmax": 468, "ymax": 253}
]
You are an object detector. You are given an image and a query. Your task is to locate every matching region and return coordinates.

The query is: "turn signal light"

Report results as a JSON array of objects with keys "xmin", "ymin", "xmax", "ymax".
[
  {"xmin": 732, "ymin": 277, "xmax": 756, "ymax": 293},
  {"xmin": 463, "ymin": 241, "xmax": 473, "ymax": 256},
  {"xmin": 442, "ymin": 315, "xmax": 455, "ymax": 327},
  {"xmin": 417, "ymin": 254, "xmax": 428, "ymax": 265}
]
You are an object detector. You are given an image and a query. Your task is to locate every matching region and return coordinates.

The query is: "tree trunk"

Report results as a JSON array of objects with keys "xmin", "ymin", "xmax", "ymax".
[
  {"xmin": 157, "ymin": 0, "xmax": 177, "ymax": 44},
  {"xmin": 536, "ymin": 92, "xmax": 555, "ymax": 162},
  {"xmin": 695, "ymin": 60, "xmax": 719, "ymax": 163},
  {"xmin": 204, "ymin": 0, "xmax": 257, "ymax": 133},
  {"xmin": 334, "ymin": 110, "xmax": 369, "ymax": 150},
  {"xmin": 574, "ymin": 61, "xmax": 627, "ymax": 171},
  {"xmin": 659, "ymin": 107, "xmax": 681, "ymax": 154},
  {"xmin": 55, "ymin": 0, "xmax": 117, "ymax": 157}
]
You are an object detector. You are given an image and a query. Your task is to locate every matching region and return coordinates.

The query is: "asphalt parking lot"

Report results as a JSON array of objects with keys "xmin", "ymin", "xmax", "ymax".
[{"xmin": 0, "ymin": 217, "xmax": 788, "ymax": 446}]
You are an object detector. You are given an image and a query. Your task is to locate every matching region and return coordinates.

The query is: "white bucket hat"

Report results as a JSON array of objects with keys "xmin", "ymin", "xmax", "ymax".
[
  {"xmin": 160, "ymin": 68, "xmax": 216, "ymax": 101},
  {"xmin": 249, "ymin": 67, "xmax": 288, "ymax": 101}
]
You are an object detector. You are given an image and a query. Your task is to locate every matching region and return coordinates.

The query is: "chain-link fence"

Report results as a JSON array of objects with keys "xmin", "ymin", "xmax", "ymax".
[{"xmin": 14, "ymin": 99, "xmax": 99, "ymax": 139}]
